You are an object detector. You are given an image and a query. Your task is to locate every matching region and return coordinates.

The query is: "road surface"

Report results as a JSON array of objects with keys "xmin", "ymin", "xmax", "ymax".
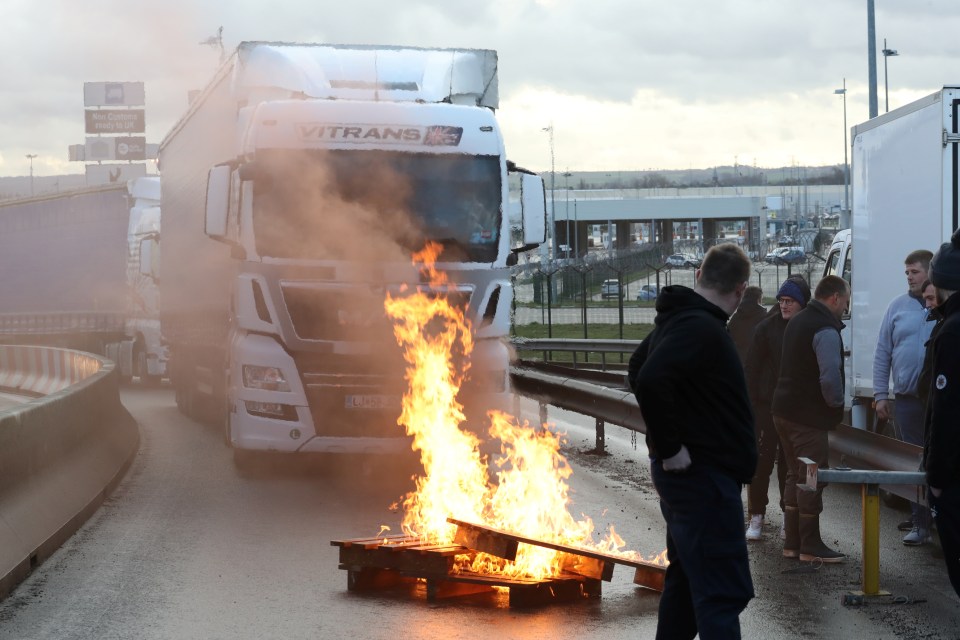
[{"xmin": 0, "ymin": 387, "xmax": 957, "ymax": 639}]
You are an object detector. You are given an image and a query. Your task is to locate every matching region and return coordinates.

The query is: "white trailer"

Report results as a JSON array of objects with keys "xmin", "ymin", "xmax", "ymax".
[
  {"xmin": 159, "ymin": 43, "xmax": 546, "ymax": 461},
  {"xmin": 823, "ymin": 86, "xmax": 960, "ymax": 427}
]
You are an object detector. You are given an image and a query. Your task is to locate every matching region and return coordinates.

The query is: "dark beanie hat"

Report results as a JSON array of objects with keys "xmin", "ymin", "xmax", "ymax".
[
  {"xmin": 777, "ymin": 279, "xmax": 808, "ymax": 307},
  {"xmin": 930, "ymin": 228, "xmax": 960, "ymax": 290},
  {"xmin": 777, "ymin": 278, "xmax": 810, "ymax": 307}
]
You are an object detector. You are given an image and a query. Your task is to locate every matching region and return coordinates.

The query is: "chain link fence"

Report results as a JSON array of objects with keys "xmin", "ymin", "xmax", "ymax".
[{"xmin": 511, "ymin": 230, "xmax": 834, "ymax": 337}]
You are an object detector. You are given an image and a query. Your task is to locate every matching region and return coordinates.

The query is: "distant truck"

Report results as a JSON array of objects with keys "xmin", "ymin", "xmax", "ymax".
[
  {"xmin": 0, "ymin": 180, "xmax": 166, "ymax": 382},
  {"xmin": 158, "ymin": 42, "xmax": 546, "ymax": 461},
  {"xmin": 823, "ymin": 86, "xmax": 960, "ymax": 428}
]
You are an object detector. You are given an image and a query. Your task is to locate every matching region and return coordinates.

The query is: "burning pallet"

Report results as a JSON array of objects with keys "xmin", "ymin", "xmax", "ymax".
[{"xmin": 331, "ymin": 520, "xmax": 665, "ymax": 607}]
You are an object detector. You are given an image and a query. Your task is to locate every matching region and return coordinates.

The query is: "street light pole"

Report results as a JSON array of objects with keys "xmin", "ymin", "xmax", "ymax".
[
  {"xmin": 882, "ymin": 39, "xmax": 899, "ymax": 113},
  {"xmin": 25, "ymin": 154, "xmax": 37, "ymax": 196},
  {"xmin": 542, "ymin": 125, "xmax": 556, "ymax": 260},
  {"xmin": 834, "ymin": 80, "xmax": 849, "ymax": 221}
]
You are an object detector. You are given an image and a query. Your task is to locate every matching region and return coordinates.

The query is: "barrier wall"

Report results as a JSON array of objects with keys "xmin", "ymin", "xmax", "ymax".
[{"xmin": 0, "ymin": 346, "xmax": 138, "ymax": 599}]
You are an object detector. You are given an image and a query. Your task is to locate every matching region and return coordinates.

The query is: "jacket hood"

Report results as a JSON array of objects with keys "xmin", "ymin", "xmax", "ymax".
[{"xmin": 654, "ymin": 285, "xmax": 729, "ymax": 325}]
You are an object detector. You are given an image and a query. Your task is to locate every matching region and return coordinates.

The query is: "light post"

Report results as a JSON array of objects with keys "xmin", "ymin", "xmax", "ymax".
[
  {"xmin": 25, "ymin": 154, "xmax": 37, "ymax": 196},
  {"xmin": 834, "ymin": 80, "xmax": 849, "ymax": 220},
  {"xmin": 542, "ymin": 125, "xmax": 556, "ymax": 260},
  {"xmin": 882, "ymin": 39, "xmax": 899, "ymax": 113},
  {"xmin": 563, "ymin": 170, "xmax": 572, "ymax": 258}
]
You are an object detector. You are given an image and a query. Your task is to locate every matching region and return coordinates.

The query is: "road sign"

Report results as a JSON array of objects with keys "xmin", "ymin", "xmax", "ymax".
[
  {"xmin": 84, "ymin": 109, "xmax": 145, "ymax": 134},
  {"xmin": 84, "ymin": 136, "xmax": 147, "ymax": 161},
  {"xmin": 83, "ymin": 82, "xmax": 145, "ymax": 107}
]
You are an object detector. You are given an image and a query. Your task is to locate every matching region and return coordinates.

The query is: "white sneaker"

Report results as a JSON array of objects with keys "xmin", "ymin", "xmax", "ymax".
[{"xmin": 746, "ymin": 514, "xmax": 764, "ymax": 541}]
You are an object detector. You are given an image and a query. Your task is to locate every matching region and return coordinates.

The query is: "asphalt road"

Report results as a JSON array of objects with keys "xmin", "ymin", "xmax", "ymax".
[{"xmin": 0, "ymin": 388, "xmax": 958, "ymax": 639}]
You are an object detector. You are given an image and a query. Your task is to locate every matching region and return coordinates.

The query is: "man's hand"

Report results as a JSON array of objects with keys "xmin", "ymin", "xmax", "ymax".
[
  {"xmin": 931, "ymin": 486, "xmax": 942, "ymax": 499},
  {"xmin": 663, "ymin": 445, "xmax": 692, "ymax": 472},
  {"xmin": 876, "ymin": 399, "xmax": 891, "ymax": 422}
]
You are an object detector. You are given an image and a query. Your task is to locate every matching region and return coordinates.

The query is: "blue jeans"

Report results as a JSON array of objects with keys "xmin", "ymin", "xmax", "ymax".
[
  {"xmin": 651, "ymin": 461, "xmax": 754, "ymax": 640},
  {"xmin": 896, "ymin": 394, "xmax": 932, "ymax": 530}
]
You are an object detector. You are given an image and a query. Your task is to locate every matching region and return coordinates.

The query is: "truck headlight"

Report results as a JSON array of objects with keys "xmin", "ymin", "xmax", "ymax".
[{"xmin": 242, "ymin": 365, "xmax": 291, "ymax": 392}]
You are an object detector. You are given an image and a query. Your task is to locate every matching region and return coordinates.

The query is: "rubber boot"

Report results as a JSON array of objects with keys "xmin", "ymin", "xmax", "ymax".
[
  {"xmin": 798, "ymin": 514, "xmax": 845, "ymax": 563},
  {"xmin": 783, "ymin": 506, "xmax": 800, "ymax": 558}
]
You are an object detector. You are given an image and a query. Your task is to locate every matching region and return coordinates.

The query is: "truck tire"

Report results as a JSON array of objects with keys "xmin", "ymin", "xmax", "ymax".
[{"xmin": 134, "ymin": 345, "xmax": 162, "ymax": 386}]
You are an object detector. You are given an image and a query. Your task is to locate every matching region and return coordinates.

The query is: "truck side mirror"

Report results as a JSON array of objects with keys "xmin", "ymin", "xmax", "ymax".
[
  {"xmin": 520, "ymin": 173, "xmax": 546, "ymax": 246},
  {"xmin": 205, "ymin": 165, "xmax": 232, "ymax": 240}
]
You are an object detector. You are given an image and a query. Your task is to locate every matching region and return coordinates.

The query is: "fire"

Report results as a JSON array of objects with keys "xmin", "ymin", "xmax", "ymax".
[{"xmin": 383, "ymin": 243, "xmax": 665, "ymax": 579}]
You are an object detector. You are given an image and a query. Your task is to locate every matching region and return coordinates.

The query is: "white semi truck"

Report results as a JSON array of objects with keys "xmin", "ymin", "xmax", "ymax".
[
  {"xmin": 0, "ymin": 180, "xmax": 166, "ymax": 382},
  {"xmin": 158, "ymin": 42, "xmax": 546, "ymax": 460},
  {"xmin": 823, "ymin": 86, "xmax": 960, "ymax": 428}
]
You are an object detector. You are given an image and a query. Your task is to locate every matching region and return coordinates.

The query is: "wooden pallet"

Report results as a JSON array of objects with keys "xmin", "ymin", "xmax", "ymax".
[
  {"xmin": 447, "ymin": 517, "xmax": 666, "ymax": 592},
  {"xmin": 331, "ymin": 534, "xmax": 601, "ymax": 606}
]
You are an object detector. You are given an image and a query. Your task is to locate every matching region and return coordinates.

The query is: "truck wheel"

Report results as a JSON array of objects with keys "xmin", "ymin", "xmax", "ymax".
[{"xmin": 133, "ymin": 346, "xmax": 161, "ymax": 386}]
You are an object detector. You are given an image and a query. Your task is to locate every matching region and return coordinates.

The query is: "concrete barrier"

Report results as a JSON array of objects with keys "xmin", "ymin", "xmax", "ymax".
[{"xmin": 0, "ymin": 346, "xmax": 138, "ymax": 599}]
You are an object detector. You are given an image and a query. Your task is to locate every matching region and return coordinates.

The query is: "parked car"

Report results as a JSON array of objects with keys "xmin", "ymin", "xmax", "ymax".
[
  {"xmin": 600, "ymin": 279, "xmax": 623, "ymax": 299},
  {"xmin": 665, "ymin": 253, "xmax": 701, "ymax": 268},
  {"xmin": 637, "ymin": 284, "xmax": 659, "ymax": 301},
  {"xmin": 764, "ymin": 246, "xmax": 806, "ymax": 265},
  {"xmin": 778, "ymin": 235, "xmax": 796, "ymax": 247}
]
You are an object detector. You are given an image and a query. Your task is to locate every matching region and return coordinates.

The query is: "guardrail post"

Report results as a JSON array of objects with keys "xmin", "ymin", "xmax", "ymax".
[
  {"xmin": 539, "ymin": 400, "xmax": 548, "ymax": 428},
  {"xmin": 862, "ymin": 483, "xmax": 883, "ymax": 596},
  {"xmin": 595, "ymin": 418, "xmax": 605, "ymax": 452}
]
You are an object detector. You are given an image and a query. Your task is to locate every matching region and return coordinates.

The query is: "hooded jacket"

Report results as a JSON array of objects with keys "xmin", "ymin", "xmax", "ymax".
[
  {"xmin": 628, "ymin": 285, "xmax": 757, "ymax": 483},
  {"xmin": 923, "ymin": 292, "xmax": 960, "ymax": 488}
]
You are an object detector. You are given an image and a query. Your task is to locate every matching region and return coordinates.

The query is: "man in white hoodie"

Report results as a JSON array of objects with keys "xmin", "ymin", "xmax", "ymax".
[{"xmin": 874, "ymin": 249, "xmax": 934, "ymax": 545}]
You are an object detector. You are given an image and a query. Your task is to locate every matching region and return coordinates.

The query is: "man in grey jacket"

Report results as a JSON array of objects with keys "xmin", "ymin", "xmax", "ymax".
[
  {"xmin": 772, "ymin": 275, "xmax": 850, "ymax": 563},
  {"xmin": 873, "ymin": 249, "xmax": 934, "ymax": 544}
]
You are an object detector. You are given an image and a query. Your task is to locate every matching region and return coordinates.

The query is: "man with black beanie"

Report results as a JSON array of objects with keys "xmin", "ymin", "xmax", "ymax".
[
  {"xmin": 924, "ymin": 228, "xmax": 960, "ymax": 599},
  {"xmin": 628, "ymin": 243, "xmax": 756, "ymax": 639}
]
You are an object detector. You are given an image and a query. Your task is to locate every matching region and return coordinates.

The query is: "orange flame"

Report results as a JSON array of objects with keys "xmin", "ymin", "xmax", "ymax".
[{"xmin": 383, "ymin": 242, "xmax": 664, "ymax": 578}]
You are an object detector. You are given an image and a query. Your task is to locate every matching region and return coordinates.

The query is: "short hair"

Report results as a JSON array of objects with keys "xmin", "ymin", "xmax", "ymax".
[
  {"xmin": 921, "ymin": 279, "xmax": 933, "ymax": 292},
  {"xmin": 815, "ymin": 274, "xmax": 850, "ymax": 300},
  {"xmin": 905, "ymin": 249, "xmax": 934, "ymax": 270},
  {"xmin": 742, "ymin": 286, "xmax": 763, "ymax": 303},
  {"xmin": 698, "ymin": 244, "xmax": 751, "ymax": 295}
]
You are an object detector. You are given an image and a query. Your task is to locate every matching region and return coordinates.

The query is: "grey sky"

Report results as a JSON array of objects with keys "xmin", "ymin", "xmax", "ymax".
[{"xmin": 4, "ymin": 0, "xmax": 960, "ymax": 177}]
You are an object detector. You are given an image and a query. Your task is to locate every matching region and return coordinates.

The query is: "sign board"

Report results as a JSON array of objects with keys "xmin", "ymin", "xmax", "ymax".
[
  {"xmin": 85, "ymin": 109, "xmax": 145, "ymax": 134},
  {"xmin": 69, "ymin": 141, "xmax": 158, "ymax": 161},
  {"xmin": 83, "ymin": 82, "xmax": 145, "ymax": 107},
  {"xmin": 85, "ymin": 163, "xmax": 147, "ymax": 186},
  {"xmin": 85, "ymin": 136, "xmax": 147, "ymax": 161}
]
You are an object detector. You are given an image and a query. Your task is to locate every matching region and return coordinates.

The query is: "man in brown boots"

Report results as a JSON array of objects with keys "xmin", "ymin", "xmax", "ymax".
[{"xmin": 772, "ymin": 275, "xmax": 851, "ymax": 563}]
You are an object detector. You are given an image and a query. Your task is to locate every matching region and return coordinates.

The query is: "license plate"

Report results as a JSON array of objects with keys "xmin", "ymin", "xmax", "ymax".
[{"xmin": 344, "ymin": 394, "xmax": 400, "ymax": 410}]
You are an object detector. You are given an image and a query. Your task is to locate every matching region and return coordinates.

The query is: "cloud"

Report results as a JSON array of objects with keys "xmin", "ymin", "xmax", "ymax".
[{"xmin": 4, "ymin": 0, "xmax": 960, "ymax": 176}]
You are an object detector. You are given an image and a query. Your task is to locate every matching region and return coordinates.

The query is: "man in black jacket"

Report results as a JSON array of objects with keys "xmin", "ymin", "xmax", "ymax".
[
  {"xmin": 924, "ymin": 231, "xmax": 960, "ymax": 599},
  {"xmin": 743, "ymin": 276, "xmax": 810, "ymax": 541},
  {"xmin": 628, "ymin": 243, "xmax": 756, "ymax": 640},
  {"xmin": 772, "ymin": 275, "xmax": 850, "ymax": 563},
  {"xmin": 728, "ymin": 285, "xmax": 766, "ymax": 364}
]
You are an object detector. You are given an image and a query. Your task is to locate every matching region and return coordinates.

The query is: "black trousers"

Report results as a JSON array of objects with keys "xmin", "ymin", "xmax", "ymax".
[
  {"xmin": 931, "ymin": 482, "xmax": 960, "ymax": 599},
  {"xmin": 652, "ymin": 461, "xmax": 754, "ymax": 640},
  {"xmin": 747, "ymin": 407, "xmax": 787, "ymax": 516}
]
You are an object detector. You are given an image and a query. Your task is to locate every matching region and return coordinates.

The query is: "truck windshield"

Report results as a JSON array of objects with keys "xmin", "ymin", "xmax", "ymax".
[{"xmin": 250, "ymin": 149, "xmax": 501, "ymax": 262}]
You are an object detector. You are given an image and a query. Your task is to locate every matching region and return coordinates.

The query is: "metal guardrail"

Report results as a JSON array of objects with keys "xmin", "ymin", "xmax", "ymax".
[{"xmin": 509, "ymin": 337, "xmax": 926, "ymax": 501}]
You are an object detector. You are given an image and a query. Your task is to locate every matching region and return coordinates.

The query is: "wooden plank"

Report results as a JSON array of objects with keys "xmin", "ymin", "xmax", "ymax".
[
  {"xmin": 447, "ymin": 517, "xmax": 666, "ymax": 573},
  {"xmin": 560, "ymin": 553, "xmax": 615, "ymax": 581},
  {"xmin": 454, "ymin": 522, "xmax": 519, "ymax": 561},
  {"xmin": 331, "ymin": 534, "xmax": 420, "ymax": 550},
  {"xmin": 343, "ymin": 566, "xmax": 408, "ymax": 591},
  {"xmin": 633, "ymin": 564, "xmax": 666, "ymax": 592}
]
